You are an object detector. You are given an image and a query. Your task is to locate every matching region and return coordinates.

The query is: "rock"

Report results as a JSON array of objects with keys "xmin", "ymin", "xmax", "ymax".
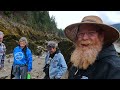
[
  {"xmin": 0, "ymin": 75, "xmax": 9, "ymax": 79},
  {"xmin": 58, "ymin": 40, "xmax": 75, "ymax": 70}
]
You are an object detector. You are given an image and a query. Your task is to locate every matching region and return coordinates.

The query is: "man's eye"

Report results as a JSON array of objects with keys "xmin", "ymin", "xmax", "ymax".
[{"xmin": 89, "ymin": 32, "xmax": 96, "ymax": 35}]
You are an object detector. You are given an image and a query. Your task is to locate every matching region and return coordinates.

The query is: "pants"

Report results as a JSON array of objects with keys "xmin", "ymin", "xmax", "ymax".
[
  {"xmin": 10, "ymin": 65, "xmax": 15, "ymax": 79},
  {"xmin": 12, "ymin": 65, "xmax": 28, "ymax": 79},
  {"xmin": 43, "ymin": 64, "xmax": 50, "ymax": 79}
]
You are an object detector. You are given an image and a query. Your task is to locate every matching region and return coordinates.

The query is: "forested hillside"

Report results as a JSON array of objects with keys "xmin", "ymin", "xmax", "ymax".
[{"xmin": 0, "ymin": 11, "xmax": 66, "ymax": 55}]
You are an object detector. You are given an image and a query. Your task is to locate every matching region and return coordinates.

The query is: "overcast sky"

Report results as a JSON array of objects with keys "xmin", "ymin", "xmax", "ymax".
[{"xmin": 49, "ymin": 11, "xmax": 120, "ymax": 29}]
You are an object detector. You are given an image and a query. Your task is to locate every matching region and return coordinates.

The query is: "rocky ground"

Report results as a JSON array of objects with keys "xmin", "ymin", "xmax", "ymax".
[{"xmin": 0, "ymin": 52, "xmax": 68, "ymax": 79}]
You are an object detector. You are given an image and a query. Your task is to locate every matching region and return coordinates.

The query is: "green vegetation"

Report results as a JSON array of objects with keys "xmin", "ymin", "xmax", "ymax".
[{"xmin": 0, "ymin": 11, "xmax": 65, "ymax": 55}]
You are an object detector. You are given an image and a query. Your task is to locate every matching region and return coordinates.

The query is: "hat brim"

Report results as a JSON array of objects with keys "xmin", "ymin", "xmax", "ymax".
[{"xmin": 64, "ymin": 22, "xmax": 120, "ymax": 46}]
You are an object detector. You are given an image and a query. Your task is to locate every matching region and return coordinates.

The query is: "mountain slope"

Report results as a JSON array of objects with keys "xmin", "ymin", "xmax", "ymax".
[
  {"xmin": 111, "ymin": 23, "xmax": 120, "ymax": 32},
  {"xmin": 0, "ymin": 11, "xmax": 66, "ymax": 55}
]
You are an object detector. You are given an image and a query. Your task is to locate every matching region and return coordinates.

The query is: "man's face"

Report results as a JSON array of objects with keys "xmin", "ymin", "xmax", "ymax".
[
  {"xmin": 70, "ymin": 24, "xmax": 104, "ymax": 69},
  {"xmin": 76, "ymin": 24, "xmax": 104, "ymax": 49}
]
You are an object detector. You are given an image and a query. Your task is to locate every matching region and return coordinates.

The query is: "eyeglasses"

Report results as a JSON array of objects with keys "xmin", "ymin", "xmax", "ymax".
[{"xmin": 77, "ymin": 31, "xmax": 97, "ymax": 38}]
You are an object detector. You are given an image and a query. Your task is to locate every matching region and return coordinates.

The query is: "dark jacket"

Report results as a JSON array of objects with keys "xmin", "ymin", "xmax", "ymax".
[{"xmin": 68, "ymin": 44, "xmax": 120, "ymax": 79}]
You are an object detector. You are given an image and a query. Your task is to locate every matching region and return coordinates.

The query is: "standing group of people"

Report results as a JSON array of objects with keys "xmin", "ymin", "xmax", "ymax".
[
  {"xmin": 0, "ymin": 31, "xmax": 68, "ymax": 79},
  {"xmin": 0, "ymin": 34, "xmax": 33, "ymax": 79},
  {"xmin": 1, "ymin": 15, "xmax": 120, "ymax": 79}
]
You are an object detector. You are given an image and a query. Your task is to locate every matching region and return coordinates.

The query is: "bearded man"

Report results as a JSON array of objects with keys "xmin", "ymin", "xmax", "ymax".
[{"xmin": 64, "ymin": 15, "xmax": 120, "ymax": 79}]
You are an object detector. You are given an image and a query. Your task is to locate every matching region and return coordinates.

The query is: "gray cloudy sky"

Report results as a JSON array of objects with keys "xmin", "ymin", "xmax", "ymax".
[{"xmin": 49, "ymin": 11, "xmax": 120, "ymax": 29}]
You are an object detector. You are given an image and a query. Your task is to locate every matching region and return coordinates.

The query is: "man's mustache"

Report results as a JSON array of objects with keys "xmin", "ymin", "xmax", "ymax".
[{"xmin": 80, "ymin": 41, "xmax": 92, "ymax": 45}]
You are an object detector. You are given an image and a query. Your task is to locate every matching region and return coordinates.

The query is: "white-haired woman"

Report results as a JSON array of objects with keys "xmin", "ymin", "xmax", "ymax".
[
  {"xmin": 12, "ymin": 37, "xmax": 32, "ymax": 79},
  {"xmin": 0, "ymin": 31, "xmax": 6, "ymax": 70}
]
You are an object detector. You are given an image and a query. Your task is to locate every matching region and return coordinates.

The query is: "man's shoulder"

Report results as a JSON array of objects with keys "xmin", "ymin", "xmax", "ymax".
[
  {"xmin": 101, "ymin": 55, "xmax": 120, "ymax": 68},
  {"xmin": 14, "ymin": 46, "xmax": 19, "ymax": 49}
]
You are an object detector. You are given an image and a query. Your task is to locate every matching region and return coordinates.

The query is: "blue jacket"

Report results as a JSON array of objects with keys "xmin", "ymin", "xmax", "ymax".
[
  {"xmin": 45, "ymin": 51, "xmax": 68, "ymax": 79},
  {"xmin": 13, "ymin": 46, "xmax": 32, "ymax": 72}
]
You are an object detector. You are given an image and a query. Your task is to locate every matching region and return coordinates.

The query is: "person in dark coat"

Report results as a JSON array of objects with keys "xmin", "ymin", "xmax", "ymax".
[{"xmin": 64, "ymin": 15, "xmax": 120, "ymax": 79}]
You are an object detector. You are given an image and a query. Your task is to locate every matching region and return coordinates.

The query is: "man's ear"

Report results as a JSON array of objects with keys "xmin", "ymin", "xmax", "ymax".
[{"xmin": 99, "ymin": 32, "xmax": 104, "ymax": 42}]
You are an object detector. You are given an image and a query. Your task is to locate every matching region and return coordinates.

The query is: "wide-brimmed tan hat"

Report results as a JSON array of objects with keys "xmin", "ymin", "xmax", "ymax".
[{"xmin": 64, "ymin": 15, "xmax": 120, "ymax": 46}]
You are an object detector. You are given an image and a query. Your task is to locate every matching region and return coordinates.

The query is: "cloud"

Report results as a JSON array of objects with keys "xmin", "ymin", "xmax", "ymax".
[
  {"xmin": 49, "ymin": 11, "xmax": 120, "ymax": 29},
  {"xmin": 96, "ymin": 11, "xmax": 113, "ymax": 25},
  {"xmin": 97, "ymin": 11, "xmax": 120, "ymax": 25}
]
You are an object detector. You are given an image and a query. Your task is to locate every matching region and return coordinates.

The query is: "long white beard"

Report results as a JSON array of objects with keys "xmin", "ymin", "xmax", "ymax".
[{"xmin": 70, "ymin": 39, "xmax": 103, "ymax": 69}]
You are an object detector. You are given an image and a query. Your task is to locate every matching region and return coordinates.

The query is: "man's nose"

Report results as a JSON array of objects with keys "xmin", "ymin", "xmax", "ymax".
[{"xmin": 82, "ymin": 33, "xmax": 89, "ymax": 40}]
